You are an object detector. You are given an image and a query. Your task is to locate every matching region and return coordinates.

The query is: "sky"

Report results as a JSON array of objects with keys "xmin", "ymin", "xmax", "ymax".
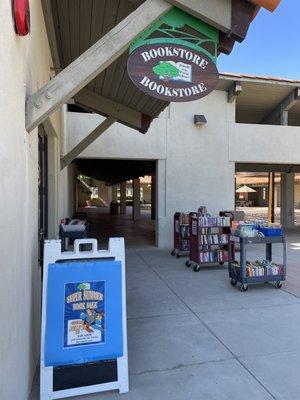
[{"xmin": 218, "ymin": 0, "xmax": 300, "ymax": 79}]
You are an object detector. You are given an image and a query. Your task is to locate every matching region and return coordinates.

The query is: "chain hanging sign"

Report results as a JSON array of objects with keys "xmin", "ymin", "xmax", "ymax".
[{"xmin": 127, "ymin": 7, "xmax": 219, "ymax": 102}]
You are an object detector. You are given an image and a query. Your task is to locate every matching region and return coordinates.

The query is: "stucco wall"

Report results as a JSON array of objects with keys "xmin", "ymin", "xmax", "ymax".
[
  {"xmin": 158, "ymin": 90, "xmax": 235, "ymax": 246},
  {"xmin": 66, "ymin": 90, "xmax": 235, "ymax": 248},
  {"xmin": 0, "ymin": 1, "xmax": 60, "ymax": 399},
  {"xmin": 66, "ymin": 90, "xmax": 300, "ymax": 248},
  {"xmin": 229, "ymin": 123, "xmax": 300, "ymax": 164}
]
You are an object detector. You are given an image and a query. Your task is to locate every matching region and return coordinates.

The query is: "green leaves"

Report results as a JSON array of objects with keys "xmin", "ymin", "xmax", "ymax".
[{"xmin": 153, "ymin": 62, "xmax": 179, "ymax": 80}]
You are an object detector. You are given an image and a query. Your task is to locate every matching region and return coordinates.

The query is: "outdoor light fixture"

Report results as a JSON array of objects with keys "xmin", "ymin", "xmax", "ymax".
[{"xmin": 194, "ymin": 115, "xmax": 207, "ymax": 125}]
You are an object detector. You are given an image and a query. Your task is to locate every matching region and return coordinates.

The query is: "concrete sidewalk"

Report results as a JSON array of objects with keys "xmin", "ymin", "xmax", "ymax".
[{"xmin": 30, "ymin": 237, "xmax": 300, "ymax": 400}]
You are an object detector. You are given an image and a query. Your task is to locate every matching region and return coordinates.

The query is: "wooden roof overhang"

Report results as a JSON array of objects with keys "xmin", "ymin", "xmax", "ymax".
[{"xmin": 39, "ymin": 0, "xmax": 270, "ymax": 136}]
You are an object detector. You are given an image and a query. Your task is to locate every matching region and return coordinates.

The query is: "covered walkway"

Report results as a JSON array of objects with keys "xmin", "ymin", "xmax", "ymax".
[
  {"xmin": 79, "ymin": 206, "xmax": 155, "ymax": 248},
  {"xmin": 31, "ymin": 232, "xmax": 300, "ymax": 400}
]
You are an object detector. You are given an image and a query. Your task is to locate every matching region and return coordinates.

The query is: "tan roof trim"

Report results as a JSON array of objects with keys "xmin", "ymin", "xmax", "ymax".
[
  {"xmin": 219, "ymin": 72, "xmax": 300, "ymax": 86},
  {"xmin": 249, "ymin": 0, "xmax": 281, "ymax": 12}
]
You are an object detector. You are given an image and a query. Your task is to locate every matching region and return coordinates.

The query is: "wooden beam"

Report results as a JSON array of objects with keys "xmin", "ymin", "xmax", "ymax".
[
  {"xmin": 41, "ymin": 117, "xmax": 58, "ymax": 138},
  {"xmin": 230, "ymin": 0, "xmax": 257, "ymax": 42},
  {"xmin": 227, "ymin": 81, "xmax": 242, "ymax": 103},
  {"xmin": 41, "ymin": 0, "xmax": 61, "ymax": 70},
  {"xmin": 262, "ymin": 87, "xmax": 300, "ymax": 124},
  {"xmin": 60, "ymin": 116, "xmax": 116, "ymax": 169},
  {"xmin": 25, "ymin": 0, "xmax": 171, "ymax": 132},
  {"xmin": 74, "ymin": 89, "xmax": 152, "ymax": 133}
]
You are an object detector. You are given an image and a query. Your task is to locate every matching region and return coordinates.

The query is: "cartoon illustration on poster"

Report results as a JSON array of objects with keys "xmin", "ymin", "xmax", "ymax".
[{"xmin": 64, "ymin": 281, "xmax": 105, "ymax": 347}]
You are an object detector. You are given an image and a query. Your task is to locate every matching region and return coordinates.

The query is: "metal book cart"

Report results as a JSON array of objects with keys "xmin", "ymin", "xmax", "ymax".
[
  {"xmin": 171, "ymin": 212, "xmax": 190, "ymax": 258},
  {"xmin": 228, "ymin": 235, "xmax": 287, "ymax": 292},
  {"xmin": 186, "ymin": 213, "xmax": 231, "ymax": 272}
]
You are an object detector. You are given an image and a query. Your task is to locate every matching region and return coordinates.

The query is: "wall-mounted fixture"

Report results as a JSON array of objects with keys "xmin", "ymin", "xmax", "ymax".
[
  {"xmin": 13, "ymin": 0, "xmax": 30, "ymax": 36},
  {"xmin": 194, "ymin": 115, "xmax": 207, "ymax": 126}
]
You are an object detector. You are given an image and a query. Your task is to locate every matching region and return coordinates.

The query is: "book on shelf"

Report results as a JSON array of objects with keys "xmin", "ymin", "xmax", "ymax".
[
  {"xmin": 199, "ymin": 251, "xmax": 228, "ymax": 263},
  {"xmin": 231, "ymin": 259, "xmax": 284, "ymax": 277},
  {"xmin": 198, "ymin": 216, "xmax": 230, "ymax": 227},
  {"xmin": 180, "ymin": 239, "xmax": 189, "ymax": 251},
  {"xmin": 199, "ymin": 234, "xmax": 228, "ymax": 245},
  {"xmin": 180, "ymin": 225, "xmax": 189, "ymax": 238}
]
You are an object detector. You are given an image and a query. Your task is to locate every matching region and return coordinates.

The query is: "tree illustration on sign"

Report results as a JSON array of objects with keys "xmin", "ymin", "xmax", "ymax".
[
  {"xmin": 78, "ymin": 283, "xmax": 89, "ymax": 291},
  {"xmin": 153, "ymin": 62, "xmax": 180, "ymax": 82}
]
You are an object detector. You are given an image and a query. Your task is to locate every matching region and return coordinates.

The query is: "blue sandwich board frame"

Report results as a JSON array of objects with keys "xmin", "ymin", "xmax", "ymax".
[{"xmin": 40, "ymin": 238, "xmax": 128, "ymax": 400}]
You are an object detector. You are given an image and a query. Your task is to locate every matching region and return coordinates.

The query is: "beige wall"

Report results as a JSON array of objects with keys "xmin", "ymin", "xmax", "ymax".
[
  {"xmin": 66, "ymin": 88, "xmax": 300, "ymax": 247},
  {"xmin": 66, "ymin": 90, "xmax": 236, "ymax": 247},
  {"xmin": 229, "ymin": 123, "xmax": 300, "ymax": 164},
  {"xmin": 0, "ymin": 1, "xmax": 61, "ymax": 399}
]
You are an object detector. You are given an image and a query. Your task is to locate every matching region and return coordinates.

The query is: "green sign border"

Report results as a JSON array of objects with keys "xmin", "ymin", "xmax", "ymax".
[{"xmin": 130, "ymin": 7, "xmax": 219, "ymax": 63}]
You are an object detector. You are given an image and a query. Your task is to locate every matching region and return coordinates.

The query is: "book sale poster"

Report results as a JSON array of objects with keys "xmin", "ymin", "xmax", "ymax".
[{"xmin": 64, "ymin": 281, "xmax": 105, "ymax": 348}]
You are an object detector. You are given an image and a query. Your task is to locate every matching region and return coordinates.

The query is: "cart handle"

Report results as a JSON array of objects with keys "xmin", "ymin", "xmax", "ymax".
[{"xmin": 74, "ymin": 238, "xmax": 98, "ymax": 254}]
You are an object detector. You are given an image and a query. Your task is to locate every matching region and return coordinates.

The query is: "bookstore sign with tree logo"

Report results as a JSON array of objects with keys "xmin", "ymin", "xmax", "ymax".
[{"xmin": 127, "ymin": 7, "xmax": 219, "ymax": 102}]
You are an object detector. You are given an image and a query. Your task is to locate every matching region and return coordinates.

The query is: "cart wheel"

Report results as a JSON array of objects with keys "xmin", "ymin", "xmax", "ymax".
[
  {"xmin": 177, "ymin": 252, "xmax": 181, "ymax": 259},
  {"xmin": 275, "ymin": 281, "xmax": 282, "ymax": 289},
  {"xmin": 219, "ymin": 262, "xmax": 225, "ymax": 266},
  {"xmin": 241, "ymin": 284, "xmax": 248, "ymax": 292},
  {"xmin": 193, "ymin": 265, "xmax": 200, "ymax": 272},
  {"xmin": 186, "ymin": 261, "xmax": 192, "ymax": 267},
  {"xmin": 231, "ymin": 278, "xmax": 237, "ymax": 286},
  {"xmin": 171, "ymin": 249, "xmax": 176, "ymax": 256}
]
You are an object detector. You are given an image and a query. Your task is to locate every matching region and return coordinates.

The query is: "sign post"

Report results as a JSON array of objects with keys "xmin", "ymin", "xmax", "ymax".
[{"xmin": 40, "ymin": 238, "xmax": 128, "ymax": 400}]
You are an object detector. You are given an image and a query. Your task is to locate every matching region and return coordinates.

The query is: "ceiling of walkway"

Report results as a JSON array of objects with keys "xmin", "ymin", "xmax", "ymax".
[
  {"xmin": 76, "ymin": 159, "xmax": 156, "ymax": 184},
  {"xmin": 218, "ymin": 75, "xmax": 300, "ymax": 126},
  {"xmin": 46, "ymin": 0, "xmax": 261, "ymax": 132}
]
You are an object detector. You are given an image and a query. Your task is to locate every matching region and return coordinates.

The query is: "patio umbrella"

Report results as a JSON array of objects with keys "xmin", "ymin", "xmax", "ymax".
[{"xmin": 236, "ymin": 185, "xmax": 257, "ymax": 193}]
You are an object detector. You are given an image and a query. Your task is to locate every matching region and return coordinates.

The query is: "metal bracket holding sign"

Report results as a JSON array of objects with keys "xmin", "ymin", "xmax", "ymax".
[{"xmin": 40, "ymin": 238, "xmax": 128, "ymax": 400}]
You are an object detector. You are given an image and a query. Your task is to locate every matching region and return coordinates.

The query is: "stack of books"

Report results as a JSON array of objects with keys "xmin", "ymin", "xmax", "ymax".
[
  {"xmin": 179, "ymin": 213, "xmax": 190, "ymax": 224},
  {"xmin": 199, "ymin": 251, "xmax": 228, "ymax": 263},
  {"xmin": 180, "ymin": 225, "xmax": 189, "ymax": 238},
  {"xmin": 199, "ymin": 234, "xmax": 228, "ymax": 245},
  {"xmin": 198, "ymin": 217, "xmax": 230, "ymax": 227},
  {"xmin": 231, "ymin": 259, "xmax": 284, "ymax": 277}
]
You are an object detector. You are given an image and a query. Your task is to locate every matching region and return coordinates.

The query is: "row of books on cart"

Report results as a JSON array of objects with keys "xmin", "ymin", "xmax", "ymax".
[
  {"xmin": 231, "ymin": 259, "xmax": 284, "ymax": 277},
  {"xmin": 199, "ymin": 250, "xmax": 229, "ymax": 263},
  {"xmin": 200, "ymin": 234, "xmax": 228, "ymax": 245},
  {"xmin": 197, "ymin": 216, "xmax": 231, "ymax": 227}
]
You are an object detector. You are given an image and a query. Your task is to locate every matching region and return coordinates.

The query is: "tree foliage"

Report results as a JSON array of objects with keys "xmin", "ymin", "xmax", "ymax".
[{"xmin": 153, "ymin": 62, "xmax": 179, "ymax": 79}]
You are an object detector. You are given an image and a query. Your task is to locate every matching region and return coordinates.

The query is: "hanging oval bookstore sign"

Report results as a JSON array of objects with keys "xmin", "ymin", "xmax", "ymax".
[{"xmin": 127, "ymin": 44, "xmax": 219, "ymax": 102}]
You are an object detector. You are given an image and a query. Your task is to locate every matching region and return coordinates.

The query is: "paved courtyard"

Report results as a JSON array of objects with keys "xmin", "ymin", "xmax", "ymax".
[{"xmin": 30, "ymin": 232, "xmax": 300, "ymax": 400}]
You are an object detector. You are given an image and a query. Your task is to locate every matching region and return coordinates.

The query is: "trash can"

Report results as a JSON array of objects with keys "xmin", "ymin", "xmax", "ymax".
[{"xmin": 110, "ymin": 200, "xmax": 119, "ymax": 215}]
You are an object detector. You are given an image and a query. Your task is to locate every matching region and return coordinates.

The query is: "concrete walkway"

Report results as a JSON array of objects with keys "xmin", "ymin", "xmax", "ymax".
[{"xmin": 30, "ymin": 234, "xmax": 300, "ymax": 400}]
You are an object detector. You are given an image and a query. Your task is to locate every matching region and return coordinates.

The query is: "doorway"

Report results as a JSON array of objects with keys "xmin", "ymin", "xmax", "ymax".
[
  {"xmin": 73, "ymin": 159, "xmax": 157, "ymax": 248},
  {"xmin": 38, "ymin": 129, "xmax": 48, "ymax": 264}
]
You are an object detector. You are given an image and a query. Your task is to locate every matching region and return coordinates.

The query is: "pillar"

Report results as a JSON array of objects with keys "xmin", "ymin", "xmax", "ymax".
[
  {"xmin": 268, "ymin": 172, "xmax": 275, "ymax": 224},
  {"xmin": 280, "ymin": 173, "xmax": 295, "ymax": 228},
  {"xmin": 112, "ymin": 184, "xmax": 118, "ymax": 201},
  {"xmin": 120, "ymin": 182, "xmax": 127, "ymax": 214},
  {"xmin": 151, "ymin": 173, "xmax": 156, "ymax": 220},
  {"xmin": 156, "ymin": 160, "xmax": 167, "ymax": 247},
  {"xmin": 132, "ymin": 178, "xmax": 141, "ymax": 220}
]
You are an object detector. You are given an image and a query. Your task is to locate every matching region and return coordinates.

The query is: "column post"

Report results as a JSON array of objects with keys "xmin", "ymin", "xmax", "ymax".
[
  {"xmin": 151, "ymin": 173, "xmax": 156, "ymax": 220},
  {"xmin": 120, "ymin": 182, "xmax": 127, "ymax": 215},
  {"xmin": 280, "ymin": 173, "xmax": 295, "ymax": 228},
  {"xmin": 132, "ymin": 178, "xmax": 141, "ymax": 221}
]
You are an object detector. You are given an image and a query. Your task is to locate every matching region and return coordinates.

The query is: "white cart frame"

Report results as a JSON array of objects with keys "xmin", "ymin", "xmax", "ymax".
[{"xmin": 41, "ymin": 238, "xmax": 129, "ymax": 400}]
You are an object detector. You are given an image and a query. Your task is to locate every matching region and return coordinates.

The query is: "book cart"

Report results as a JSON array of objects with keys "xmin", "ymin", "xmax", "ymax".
[
  {"xmin": 171, "ymin": 212, "xmax": 190, "ymax": 258},
  {"xmin": 228, "ymin": 235, "xmax": 287, "ymax": 292},
  {"xmin": 186, "ymin": 213, "xmax": 231, "ymax": 272}
]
